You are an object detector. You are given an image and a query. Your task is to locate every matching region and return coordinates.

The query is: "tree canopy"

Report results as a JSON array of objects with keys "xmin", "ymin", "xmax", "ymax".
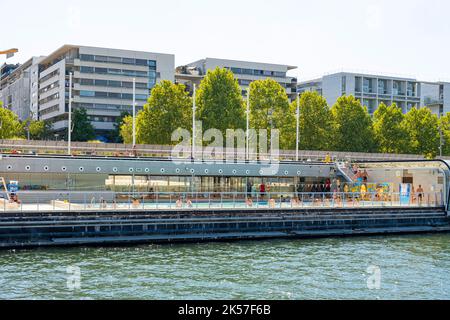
[
  {"xmin": 296, "ymin": 91, "xmax": 333, "ymax": 151},
  {"xmin": 249, "ymin": 78, "xmax": 294, "ymax": 149},
  {"xmin": 196, "ymin": 67, "xmax": 245, "ymax": 134},
  {"xmin": 402, "ymin": 107, "xmax": 439, "ymax": 158},
  {"xmin": 0, "ymin": 106, "xmax": 23, "ymax": 139},
  {"xmin": 136, "ymin": 80, "xmax": 192, "ymax": 145},
  {"xmin": 373, "ymin": 103, "xmax": 409, "ymax": 154},
  {"xmin": 330, "ymin": 95, "xmax": 376, "ymax": 152},
  {"xmin": 72, "ymin": 108, "xmax": 96, "ymax": 142}
]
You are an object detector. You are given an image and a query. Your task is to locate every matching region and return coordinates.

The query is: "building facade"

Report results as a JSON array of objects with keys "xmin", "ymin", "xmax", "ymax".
[
  {"xmin": 0, "ymin": 57, "xmax": 44, "ymax": 121},
  {"xmin": 175, "ymin": 58, "xmax": 298, "ymax": 101},
  {"xmin": 298, "ymin": 72, "xmax": 450, "ymax": 116},
  {"xmin": 35, "ymin": 45, "xmax": 174, "ymax": 140}
]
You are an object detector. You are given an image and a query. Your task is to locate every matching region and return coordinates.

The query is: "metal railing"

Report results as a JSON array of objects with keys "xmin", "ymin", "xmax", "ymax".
[
  {"xmin": 0, "ymin": 191, "xmax": 443, "ymax": 213},
  {"xmin": 0, "ymin": 139, "xmax": 438, "ymax": 163}
]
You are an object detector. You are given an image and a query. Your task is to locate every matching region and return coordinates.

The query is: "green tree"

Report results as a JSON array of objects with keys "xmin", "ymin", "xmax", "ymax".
[
  {"xmin": 196, "ymin": 67, "xmax": 245, "ymax": 134},
  {"xmin": 249, "ymin": 78, "xmax": 294, "ymax": 149},
  {"xmin": 402, "ymin": 107, "xmax": 439, "ymax": 158},
  {"xmin": 72, "ymin": 108, "xmax": 95, "ymax": 142},
  {"xmin": 296, "ymin": 91, "xmax": 333, "ymax": 151},
  {"xmin": 120, "ymin": 115, "xmax": 133, "ymax": 144},
  {"xmin": 0, "ymin": 106, "xmax": 24, "ymax": 139},
  {"xmin": 136, "ymin": 80, "xmax": 192, "ymax": 145},
  {"xmin": 439, "ymin": 113, "xmax": 450, "ymax": 156},
  {"xmin": 27, "ymin": 119, "xmax": 53, "ymax": 140},
  {"xmin": 110, "ymin": 111, "xmax": 130, "ymax": 143},
  {"xmin": 372, "ymin": 102, "xmax": 409, "ymax": 154},
  {"xmin": 330, "ymin": 95, "xmax": 376, "ymax": 152}
]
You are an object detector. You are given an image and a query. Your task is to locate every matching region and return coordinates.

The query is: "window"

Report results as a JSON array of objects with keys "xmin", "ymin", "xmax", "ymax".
[
  {"xmin": 135, "ymin": 82, "xmax": 148, "ymax": 89},
  {"xmin": 148, "ymin": 60, "xmax": 156, "ymax": 67},
  {"xmin": 94, "ymin": 55, "xmax": 108, "ymax": 63},
  {"xmin": 95, "ymin": 67, "xmax": 108, "ymax": 74},
  {"xmin": 80, "ymin": 79, "xmax": 94, "ymax": 86},
  {"xmin": 341, "ymin": 76, "xmax": 346, "ymax": 94},
  {"xmin": 80, "ymin": 90, "xmax": 95, "ymax": 97},
  {"xmin": 95, "ymin": 79, "xmax": 108, "ymax": 86},
  {"xmin": 108, "ymin": 92, "xmax": 121, "ymax": 99},
  {"xmin": 122, "ymin": 93, "xmax": 133, "ymax": 100},
  {"xmin": 122, "ymin": 81, "xmax": 133, "ymax": 88},
  {"xmin": 109, "ymin": 80, "xmax": 121, "ymax": 87},
  {"xmin": 95, "ymin": 91, "xmax": 108, "ymax": 98},
  {"xmin": 122, "ymin": 58, "xmax": 135, "ymax": 65},
  {"xmin": 80, "ymin": 66, "xmax": 94, "ymax": 73},
  {"xmin": 136, "ymin": 94, "xmax": 148, "ymax": 101},
  {"xmin": 135, "ymin": 59, "xmax": 148, "ymax": 66},
  {"xmin": 107, "ymin": 56, "xmax": 122, "ymax": 64},
  {"xmin": 80, "ymin": 54, "xmax": 94, "ymax": 61}
]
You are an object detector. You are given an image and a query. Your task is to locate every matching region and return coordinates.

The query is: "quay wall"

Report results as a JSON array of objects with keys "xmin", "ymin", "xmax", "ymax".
[{"xmin": 0, "ymin": 207, "xmax": 449, "ymax": 249}]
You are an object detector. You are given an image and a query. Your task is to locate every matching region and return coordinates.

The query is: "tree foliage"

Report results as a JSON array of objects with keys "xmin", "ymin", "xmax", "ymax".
[
  {"xmin": 136, "ymin": 80, "xmax": 192, "ymax": 145},
  {"xmin": 402, "ymin": 107, "xmax": 439, "ymax": 158},
  {"xmin": 0, "ymin": 106, "xmax": 23, "ymax": 139},
  {"xmin": 439, "ymin": 113, "xmax": 450, "ymax": 156},
  {"xmin": 110, "ymin": 111, "xmax": 130, "ymax": 143},
  {"xmin": 72, "ymin": 108, "xmax": 95, "ymax": 142},
  {"xmin": 196, "ymin": 67, "xmax": 245, "ymax": 133},
  {"xmin": 27, "ymin": 119, "xmax": 53, "ymax": 140},
  {"xmin": 120, "ymin": 115, "xmax": 133, "ymax": 144},
  {"xmin": 296, "ymin": 91, "xmax": 333, "ymax": 151},
  {"xmin": 373, "ymin": 103, "xmax": 409, "ymax": 154},
  {"xmin": 249, "ymin": 78, "xmax": 294, "ymax": 149},
  {"xmin": 330, "ymin": 95, "xmax": 376, "ymax": 152}
]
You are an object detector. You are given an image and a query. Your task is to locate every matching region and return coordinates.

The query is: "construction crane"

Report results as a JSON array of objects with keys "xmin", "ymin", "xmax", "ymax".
[{"xmin": 0, "ymin": 48, "xmax": 18, "ymax": 58}]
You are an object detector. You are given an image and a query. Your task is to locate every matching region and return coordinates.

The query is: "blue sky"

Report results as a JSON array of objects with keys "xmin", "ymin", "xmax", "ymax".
[{"xmin": 1, "ymin": 0, "xmax": 449, "ymax": 81}]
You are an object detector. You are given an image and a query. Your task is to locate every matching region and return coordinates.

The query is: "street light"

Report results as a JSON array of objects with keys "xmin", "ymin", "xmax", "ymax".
[
  {"xmin": 296, "ymin": 93, "xmax": 300, "ymax": 162},
  {"xmin": 132, "ymin": 78, "xmax": 136, "ymax": 148}
]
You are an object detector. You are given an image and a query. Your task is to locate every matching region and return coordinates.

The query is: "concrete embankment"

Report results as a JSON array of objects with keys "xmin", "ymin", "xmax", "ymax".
[{"xmin": 0, "ymin": 207, "xmax": 449, "ymax": 249}]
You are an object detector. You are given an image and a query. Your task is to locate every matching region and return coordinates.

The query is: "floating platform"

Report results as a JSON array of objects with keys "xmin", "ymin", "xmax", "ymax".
[{"xmin": 0, "ymin": 207, "xmax": 449, "ymax": 249}]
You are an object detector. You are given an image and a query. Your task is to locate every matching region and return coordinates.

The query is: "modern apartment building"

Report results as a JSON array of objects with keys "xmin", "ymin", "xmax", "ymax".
[
  {"xmin": 37, "ymin": 45, "xmax": 174, "ymax": 140},
  {"xmin": 0, "ymin": 57, "xmax": 44, "ymax": 121},
  {"xmin": 175, "ymin": 58, "xmax": 298, "ymax": 101},
  {"xmin": 298, "ymin": 72, "xmax": 450, "ymax": 116}
]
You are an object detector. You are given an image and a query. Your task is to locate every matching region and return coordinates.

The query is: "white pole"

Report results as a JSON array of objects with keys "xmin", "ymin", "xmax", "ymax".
[
  {"xmin": 68, "ymin": 72, "xmax": 73, "ymax": 155},
  {"xmin": 296, "ymin": 93, "xmax": 300, "ymax": 162},
  {"xmin": 132, "ymin": 78, "xmax": 136, "ymax": 148},
  {"xmin": 192, "ymin": 84, "xmax": 196, "ymax": 160},
  {"xmin": 246, "ymin": 88, "xmax": 250, "ymax": 161}
]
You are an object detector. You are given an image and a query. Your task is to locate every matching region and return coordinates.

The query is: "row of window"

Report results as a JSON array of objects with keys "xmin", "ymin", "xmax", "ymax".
[
  {"xmin": 227, "ymin": 67, "xmax": 286, "ymax": 78},
  {"xmin": 79, "ymin": 90, "xmax": 148, "ymax": 101},
  {"xmin": 39, "ymin": 81, "xmax": 60, "ymax": 95},
  {"xmin": 80, "ymin": 66, "xmax": 157, "ymax": 79},
  {"xmin": 79, "ymin": 78, "xmax": 148, "ymax": 89},
  {"xmin": 38, "ymin": 104, "xmax": 59, "ymax": 117},
  {"xmin": 77, "ymin": 103, "xmax": 134, "ymax": 111},
  {"xmin": 87, "ymin": 115, "xmax": 116, "ymax": 123},
  {"xmin": 39, "ymin": 92, "xmax": 59, "ymax": 105},
  {"xmin": 80, "ymin": 54, "xmax": 156, "ymax": 68},
  {"xmin": 40, "ymin": 70, "xmax": 60, "ymax": 83}
]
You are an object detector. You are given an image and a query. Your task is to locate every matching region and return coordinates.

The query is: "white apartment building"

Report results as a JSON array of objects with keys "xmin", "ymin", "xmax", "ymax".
[
  {"xmin": 175, "ymin": 58, "xmax": 298, "ymax": 101},
  {"xmin": 37, "ymin": 45, "xmax": 174, "ymax": 140},
  {"xmin": 0, "ymin": 56, "xmax": 44, "ymax": 121},
  {"xmin": 298, "ymin": 72, "xmax": 450, "ymax": 116}
]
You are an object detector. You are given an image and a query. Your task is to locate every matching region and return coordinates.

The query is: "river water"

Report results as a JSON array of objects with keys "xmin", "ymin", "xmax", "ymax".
[{"xmin": 0, "ymin": 234, "xmax": 449, "ymax": 300}]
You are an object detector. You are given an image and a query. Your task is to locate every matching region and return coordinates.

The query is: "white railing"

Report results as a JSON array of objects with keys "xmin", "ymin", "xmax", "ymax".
[{"xmin": 0, "ymin": 191, "xmax": 443, "ymax": 213}]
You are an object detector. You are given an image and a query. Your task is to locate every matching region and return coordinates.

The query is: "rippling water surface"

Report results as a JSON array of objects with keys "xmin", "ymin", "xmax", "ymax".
[{"xmin": 0, "ymin": 234, "xmax": 449, "ymax": 300}]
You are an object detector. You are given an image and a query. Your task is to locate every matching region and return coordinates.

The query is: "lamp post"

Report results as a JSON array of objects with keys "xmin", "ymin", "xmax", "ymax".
[
  {"xmin": 68, "ymin": 72, "xmax": 73, "ymax": 155},
  {"xmin": 132, "ymin": 78, "xmax": 136, "ymax": 148},
  {"xmin": 246, "ymin": 88, "xmax": 250, "ymax": 161},
  {"xmin": 296, "ymin": 93, "xmax": 300, "ymax": 162},
  {"xmin": 192, "ymin": 84, "xmax": 196, "ymax": 161}
]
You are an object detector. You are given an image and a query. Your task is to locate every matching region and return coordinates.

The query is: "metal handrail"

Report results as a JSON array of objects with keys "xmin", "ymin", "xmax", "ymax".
[{"xmin": 0, "ymin": 191, "xmax": 443, "ymax": 213}]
